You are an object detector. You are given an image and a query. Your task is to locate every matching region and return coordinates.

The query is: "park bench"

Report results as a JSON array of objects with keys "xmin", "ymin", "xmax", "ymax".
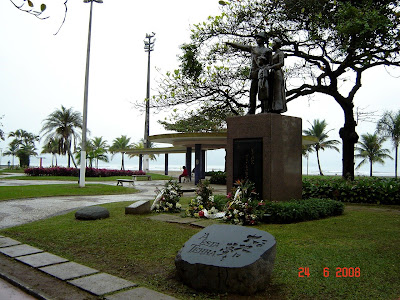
[
  {"xmin": 178, "ymin": 188, "xmax": 196, "ymax": 196},
  {"xmin": 132, "ymin": 174, "xmax": 152, "ymax": 181},
  {"xmin": 116, "ymin": 179, "xmax": 135, "ymax": 187}
]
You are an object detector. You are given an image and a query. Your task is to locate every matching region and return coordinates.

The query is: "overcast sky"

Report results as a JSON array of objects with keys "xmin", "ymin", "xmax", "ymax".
[{"xmin": 1, "ymin": 0, "xmax": 399, "ymax": 175}]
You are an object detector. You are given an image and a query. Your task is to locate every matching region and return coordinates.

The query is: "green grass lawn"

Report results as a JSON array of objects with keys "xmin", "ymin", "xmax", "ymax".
[
  {"xmin": 1, "ymin": 203, "xmax": 399, "ymax": 300},
  {"xmin": 1, "ymin": 172, "xmax": 173, "ymax": 181},
  {"xmin": 0, "ymin": 184, "xmax": 138, "ymax": 201}
]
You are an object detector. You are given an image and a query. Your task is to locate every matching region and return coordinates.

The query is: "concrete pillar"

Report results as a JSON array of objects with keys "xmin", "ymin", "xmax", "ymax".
[
  {"xmin": 185, "ymin": 147, "xmax": 192, "ymax": 182},
  {"xmin": 164, "ymin": 153, "xmax": 168, "ymax": 175},
  {"xmin": 201, "ymin": 150, "xmax": 206, "ymax": 179},
  {"xmin": 195, "ymin": 144, "xmax": 202, "ymax": 185}
]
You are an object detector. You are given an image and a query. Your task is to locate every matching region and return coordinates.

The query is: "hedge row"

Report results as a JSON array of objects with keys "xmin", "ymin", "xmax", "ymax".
[
  {"xmin": 24, "ymin": 167, "xmax": 145, "ymax": 177},
  {"xmin": 207, "ymin": 171, "xmax": 227, "ymax": 184},
  {"xmin": 261, "ymin": 198, "xmax": 345, "ymax": 224},
  {"xmin": 302, "ymin": 177, "xmax": 400, "ymax": 205}
]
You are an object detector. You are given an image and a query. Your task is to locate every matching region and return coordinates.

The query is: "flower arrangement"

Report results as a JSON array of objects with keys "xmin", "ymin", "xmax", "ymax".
[
  {"xmin": 223, "ymin": 180, "xmax": 264, "ymax": 225},
  {"xmin": 186, "ymin": 180, "xmax": 221, "ymax": 218},
  {"xmin": 152, "ymin": 180, "xmax": 182, "ymax": 213}
]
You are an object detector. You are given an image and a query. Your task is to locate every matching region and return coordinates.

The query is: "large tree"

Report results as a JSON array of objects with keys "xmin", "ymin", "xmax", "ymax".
[
  {"xmin": 9, "ymin": 0, "xmax": 68, "ymax": 35},
  {"xmin": 40, "ymin": 106, "xmax": 83, "ymax": 168},
  {"xmin": 148, "ymin": 0, "xmax": 400, "ymax": 180}
]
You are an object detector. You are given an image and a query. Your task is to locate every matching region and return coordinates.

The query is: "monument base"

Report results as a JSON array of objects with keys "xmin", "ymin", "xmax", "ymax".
[{"xmin": 226, "ymin": 113, "xmax": 302, "ymax": 202}]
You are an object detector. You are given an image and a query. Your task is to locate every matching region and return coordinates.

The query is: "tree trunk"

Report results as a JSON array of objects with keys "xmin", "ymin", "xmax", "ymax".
[
  {"xmin": 370, "ymin": 160, "xmax": 373, "ymax": 177},
  {"xmin": 339, "ymin": 105, "xmax": 359, "ymax": 180},
  {"xmin": 395, "ymin": 145, "xmax": 398, "ymax": 179},
  {"xmin": 316, "ymin": 149, "xmax": 323, "ymax": 175},
  {"xmin": 121, "ymin": 153, "xmax": 125, "ymax": 170}
]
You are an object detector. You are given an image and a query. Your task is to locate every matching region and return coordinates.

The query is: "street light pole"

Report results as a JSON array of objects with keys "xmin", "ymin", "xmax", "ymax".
[
  {"xmin": 143, "ymin": 32, "xmax": 155, "ymax": 173},
  {"xmin": 79, "ymin": 0, "xmax": 103, "ymax": 187}
]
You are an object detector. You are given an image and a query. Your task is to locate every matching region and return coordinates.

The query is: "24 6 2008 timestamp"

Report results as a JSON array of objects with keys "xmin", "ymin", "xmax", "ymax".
[{"xmin": 298, "ymin": 267, "xmax": 361, "ymax": 278}]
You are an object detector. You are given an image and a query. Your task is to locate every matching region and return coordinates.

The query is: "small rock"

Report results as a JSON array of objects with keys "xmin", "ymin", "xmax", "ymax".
[{"xmin": 75, "ymin": 206, "xmax": 110, "ymax": 220}]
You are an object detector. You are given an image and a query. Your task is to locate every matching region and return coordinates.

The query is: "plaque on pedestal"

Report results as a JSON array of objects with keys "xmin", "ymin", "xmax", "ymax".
[{"xmin": 233, "ymin": 138, "xmax": 263, "ymax": 197}]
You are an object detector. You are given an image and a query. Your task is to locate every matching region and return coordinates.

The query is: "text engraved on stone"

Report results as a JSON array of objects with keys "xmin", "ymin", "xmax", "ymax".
[{"xmin": 187, "ymin": 232, "xmax": 269, "ymax": 261}]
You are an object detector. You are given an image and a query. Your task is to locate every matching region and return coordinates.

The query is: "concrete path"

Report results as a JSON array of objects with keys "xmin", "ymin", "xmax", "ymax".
[
  {"xmin": 0, "ymin": 278, "xmax": 37, "ymax": 300},
  {"xmin": 0, "ymin": 177, "xmax": 226, "ymax": 229},
  {"xmin": 0, "ymin": 175, "xmax": 226, "ymax": 299},
  {"xmin": 0, "ymin": 179, "xmax": 163, "ymax": 229}
]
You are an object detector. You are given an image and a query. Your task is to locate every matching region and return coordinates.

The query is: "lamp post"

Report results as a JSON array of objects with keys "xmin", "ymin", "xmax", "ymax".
[
  {"xmin": 142, "ymin": 32, "xmax": 155, "ymax": 173},
  {"xmin": 79, "ymin": 0, "xmax": 103, "ymax": 187}
]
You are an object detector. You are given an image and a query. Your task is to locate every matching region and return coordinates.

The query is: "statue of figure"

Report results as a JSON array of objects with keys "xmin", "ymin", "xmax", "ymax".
[
  {"xmin": 260, "ymin": 38, "xmax": 287, "ymax": 114},
  {"xmin": 226, "ymin": 32, "xmax": 272, "ymax": 114}
]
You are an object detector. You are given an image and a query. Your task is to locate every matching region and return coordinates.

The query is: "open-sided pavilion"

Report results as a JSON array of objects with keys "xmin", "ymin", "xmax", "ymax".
[{"xmin": 125, "ymin": 132, "xmax": 317, "ymax": 185}]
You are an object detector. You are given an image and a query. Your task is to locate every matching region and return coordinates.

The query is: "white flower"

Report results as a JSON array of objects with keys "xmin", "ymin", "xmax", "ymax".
[
  {"xmin": 209, "ymin": 207, "xmax": 218, "ymax": 214},
  {"xmin": 208, "ymin": 196, "xmax": 214, "ymax": 202},
  {"xmin": 233, "ymin": 209, "xmax": 239, "ymax": 215},
  {"xmin": 239, "ymin": 212, "xmax": 244, "ymax": 216},
  {"xmin": 176, "ymin": 203, "xmax": 182, "ymax": 209}
]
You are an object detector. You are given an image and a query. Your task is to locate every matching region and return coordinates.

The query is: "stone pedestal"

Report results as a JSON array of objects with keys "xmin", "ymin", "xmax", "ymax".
[{"xmin": 226, "ymin": 114, "xmax": 302, "ymax": 202}]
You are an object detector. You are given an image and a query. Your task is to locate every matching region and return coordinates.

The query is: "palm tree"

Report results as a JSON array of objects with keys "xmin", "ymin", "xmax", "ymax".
[
  {"xmin": 355, "ymin": 133, "xmax": 393, "ymax": 176},
  {"xmin": 0, "ymin": 115, "xmax": 4, "ymax": 141},
  {"xmin": 109, "ymin": 135, "xmax": 133, "ymax": 170},
  {"xmin": 91, "ymin": 136, "xmax": 109, "ymax": 168},
  {"xmin": 3, "ymin": 141, "xmax": 19, "ymax": 168},
  {"xmin": 41, "ymin": 137, "xmax": 60, "ymax": 167},
  {"xmin": 130, "ymin": 138, "xmax": 158, "ymax": 170},
  {"xmin": 40, "ymin": 106, "xmax": 82, "ymax": 168},
  {"xmin": 302, "ymin": 144, "xmax": 314, "ymax": 176},
  {"xmin": 8, "ymin": 129, "xmax": 39, "ymax": 167},
  {"xmin": 303, "ymin": 119, "xmax": 340, "ymax": 175},
  {"xmin": 376, "ymin": 110, "xmax": 400, "ymax": 178}
]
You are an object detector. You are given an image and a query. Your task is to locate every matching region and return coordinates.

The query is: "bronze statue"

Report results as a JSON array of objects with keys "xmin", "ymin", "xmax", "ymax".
[
  {"xmin": 260, "ymin": 38, "xmax": 287, "ymax": 113},
  {"xmin": 227, "ymin": 34, "xmax": 287, "ymax": 114},
  {"xmin": 226, "ymin": 32, "xmax": 272, "ymax": 114}
]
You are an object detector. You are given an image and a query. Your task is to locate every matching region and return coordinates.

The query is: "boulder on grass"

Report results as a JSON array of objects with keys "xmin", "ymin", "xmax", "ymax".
[
  {"xmin": 75, "ymin": 206, "xmax": 110, "ymax": 220},
  {"xmin": 175, "ymin": 224, "xmax": 276, "ymax": 295}
]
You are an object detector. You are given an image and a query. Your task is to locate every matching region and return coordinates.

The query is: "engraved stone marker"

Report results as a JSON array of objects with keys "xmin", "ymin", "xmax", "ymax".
[{"xmin": 175, "ymin": 224, "xmax": 276, "ymax": 295}]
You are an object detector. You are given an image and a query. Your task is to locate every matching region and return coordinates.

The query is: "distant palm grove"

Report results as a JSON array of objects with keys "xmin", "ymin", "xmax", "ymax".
[{"xmin": 1, "ymin": 106, "xmax": 400, "ymax": 178}]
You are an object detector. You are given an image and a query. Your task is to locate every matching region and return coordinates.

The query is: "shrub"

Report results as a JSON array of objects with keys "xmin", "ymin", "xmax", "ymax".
[
  {"xmin": 24, "ymin": 167, "xmax": 145, "ymax": 177},
  {"xmin": 261, "ymin": 198, "xmax": 344, "ymax": 224},
  {"xmin": 208, "ymin": 171, "xmax": 226, "ymax": 185},
  {"xmin": 302, "ymin": 177, "xmax": 400, "ymax": 205},
  {"xmin": 212, "ymin": 194, "xmax": 230, "ymax": 211}
]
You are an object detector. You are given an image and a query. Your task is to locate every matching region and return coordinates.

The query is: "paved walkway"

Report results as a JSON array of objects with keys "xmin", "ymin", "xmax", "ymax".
[{"xmin": 0, "ymin": 175, "xmax": 227, "ymax": 299}]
